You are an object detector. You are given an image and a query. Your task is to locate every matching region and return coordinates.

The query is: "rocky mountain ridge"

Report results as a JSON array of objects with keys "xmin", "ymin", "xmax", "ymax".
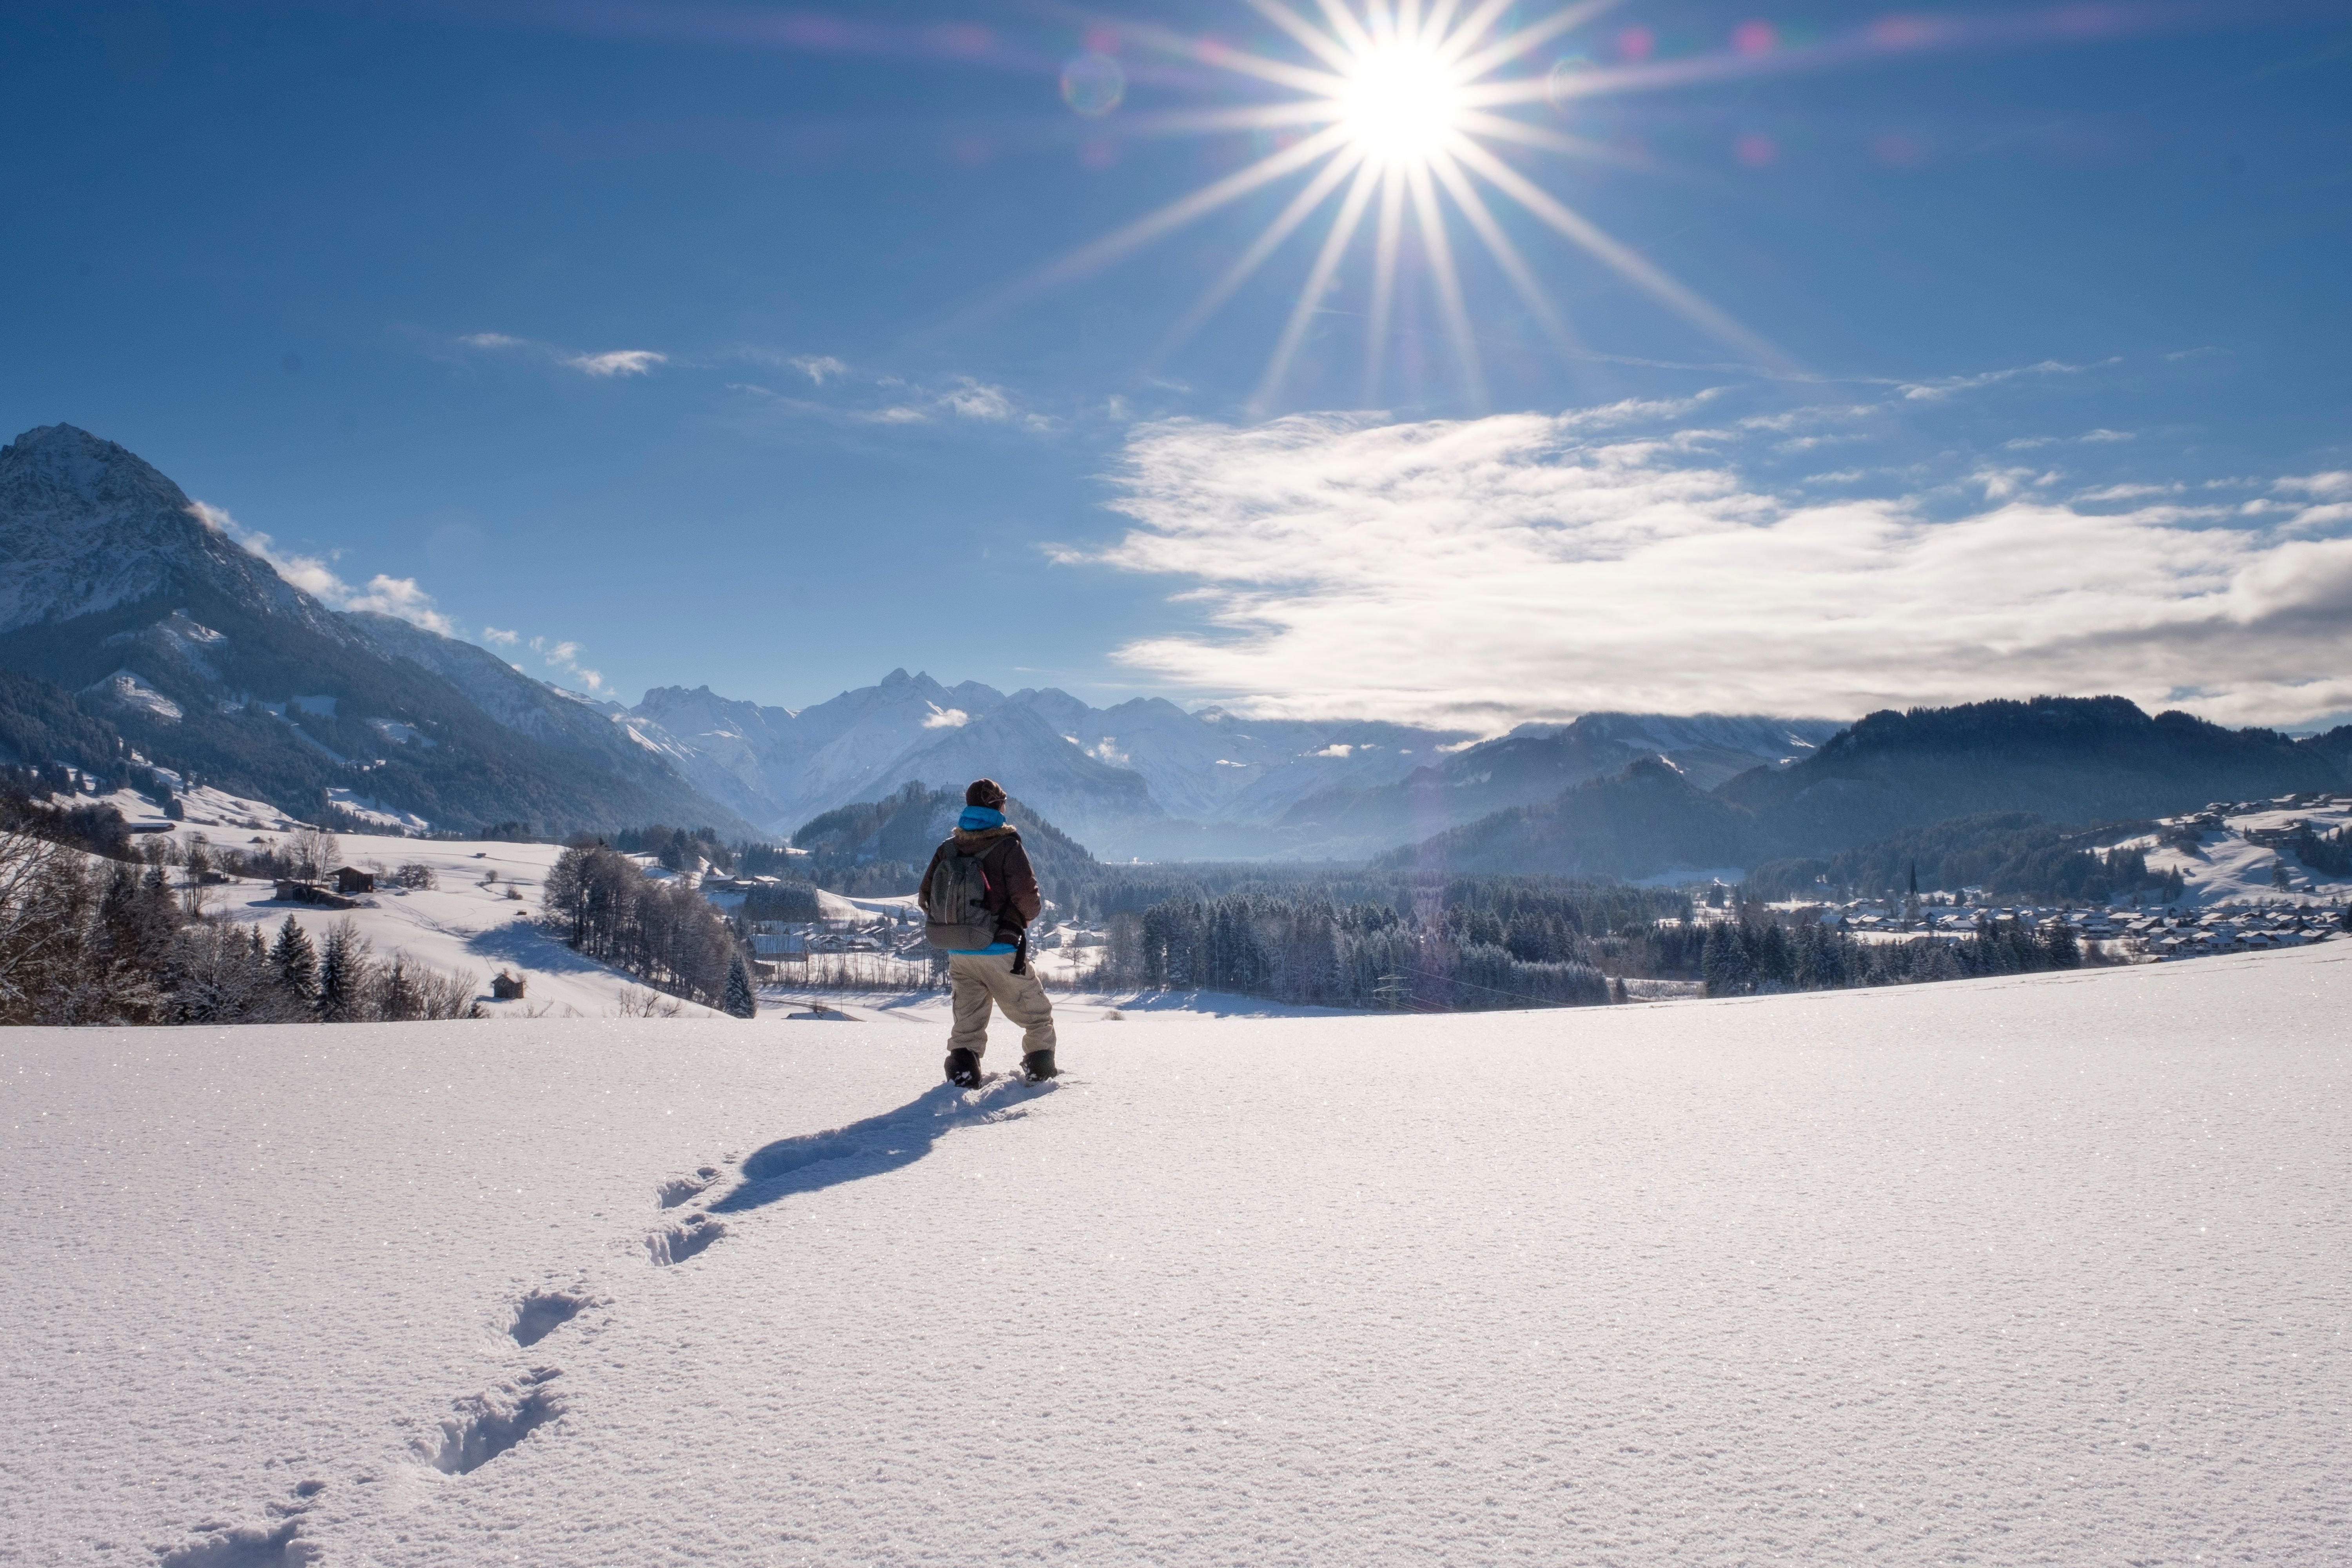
[{"xmin": 0, "ymin": 424, "xmax": 748, "ymax": 837}]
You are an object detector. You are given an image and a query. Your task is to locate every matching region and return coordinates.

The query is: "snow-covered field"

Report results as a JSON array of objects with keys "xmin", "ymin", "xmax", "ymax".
[
  {"xmin": 191, "ymin": 829, "xmax": 726, "ymax": 1020},
  {"xmin": 5, "ymin": 944, "xmax": 2346, "ymax": 1566},
  {"xmin": 2129, "ymin": 798, "xmax": 2352, "ymax": 906},
  {"xmin": 58, "ymin": 790, "xmax": 728, "ymax": 1017}
]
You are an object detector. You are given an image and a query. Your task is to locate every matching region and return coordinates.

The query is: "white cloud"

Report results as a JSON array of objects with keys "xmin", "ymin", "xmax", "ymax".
[
  {"xmin": 481, "ymin": 626, "xmax": 519, "ymax": 646},
  {"xmin": 2074, "ymin": 482, "xmax": 2184, "ymax": 503},
  {"xmin": 922, "ymin": 706, "xmax": 970, "ymax": 729},
  {"xmin": 941, "ymin": 379, "xmax": 1015, "ymax": 421},
  {"xmin": 2007, "ymin": 428, "xmax": 2136, "ymax": 451},
  {"xmin": 528, "ymin": 635, "xmax": 604, "ymax": 693},
  {"xmin": 1898, "ymin": 358, "xmax": 2112, "ymax": 401},
  {"xmin": 1975, "ymin": 466, "xmax": 2056, "ymax": 501},
  {"xmin": 1737, "ymin": 404, "xmax": 1872, "ymax": 434},
  {"xmin": 2285, "ymin": 502, "xmax": 2352, "ymax": 534},
  {"xmin": 732, "ymin": 364, "xmax": 1064, "ymax": 436},
  {"xmin": 345, "ymin": 574, "xmax": 450, "ymax": 630},
  {"xmin": 459, "ymin": 332, "xmax": 666, "ymax": 383},
  {"xmin": 565, "ymin": 349, "xmax": 666, "ymax": 378},
  {"xmin": 189, "ymin": 502, "xmax": 456, "ymax": 635},
  {"xmin": 1068, "ymin": 409, "xmax": 2352, "ymax": 731},
  {"xmin": 2278, "ymin": 472, "xmax": 2352, "ymax": 500}
]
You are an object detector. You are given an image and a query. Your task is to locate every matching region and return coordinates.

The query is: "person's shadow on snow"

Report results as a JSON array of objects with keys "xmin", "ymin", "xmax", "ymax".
[{"xmin": 708, "ymin": 1076, "xmax": 1057, "ymax": 1213}]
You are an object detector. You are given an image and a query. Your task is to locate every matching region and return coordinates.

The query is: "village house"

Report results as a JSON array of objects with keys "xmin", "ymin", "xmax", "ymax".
[{"xmin": 271, "ymin": 879, "xmax": 358, "ymax": 909}]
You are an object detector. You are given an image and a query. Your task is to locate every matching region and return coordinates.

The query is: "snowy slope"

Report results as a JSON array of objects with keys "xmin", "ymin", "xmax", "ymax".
[
  {"xmin": 0, "ymin": 424, "xmax": 343, "ymax": 639},
  {"xmin": 5, "ymin": 947, "xmax": 2346, "ymax": 1566},
  {"xmin": 200, "ymin": 830, "xmax": 730, "ymax": 1020},
  {"xmin": 0, "ymin": 426, "xmax": 749, "ymax": 838},
  {"xmin": 65, "ymin": 799, "xmax": 726, "ymax": 1017},
  {"xmin": 2121, "ymin": 797, "xmax": 2352, "ymax": 905}
]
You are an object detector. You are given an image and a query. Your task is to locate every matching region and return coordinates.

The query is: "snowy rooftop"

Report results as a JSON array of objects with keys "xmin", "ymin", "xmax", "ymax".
[{"xmin": 5, "ymin": 944, "xmax": 2347, "ymax": 1565}]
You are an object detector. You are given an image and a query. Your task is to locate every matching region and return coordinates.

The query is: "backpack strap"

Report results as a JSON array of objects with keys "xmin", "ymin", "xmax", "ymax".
[{"xmin": 974, "ymin": 834, "xmax": 1020, "ymax": 901}]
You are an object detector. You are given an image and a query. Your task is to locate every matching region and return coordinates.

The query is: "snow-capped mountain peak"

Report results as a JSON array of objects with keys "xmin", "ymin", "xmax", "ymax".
[{"xmin": 0, "ymin": 423, "xmax": 341, "ymax": 639}]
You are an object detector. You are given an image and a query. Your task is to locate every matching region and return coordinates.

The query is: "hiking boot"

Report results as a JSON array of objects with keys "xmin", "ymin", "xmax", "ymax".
[
  {"xmin": 944, "ymin": 1047, "xmax": 982, "ymax": 1089},
  {"xmin": 1020, "ymin": 1049, "xmax": 1058, "ymax": 1083}
]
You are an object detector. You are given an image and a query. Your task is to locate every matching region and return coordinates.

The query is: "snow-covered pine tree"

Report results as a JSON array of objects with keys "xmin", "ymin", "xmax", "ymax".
[
  {"xmin": 270, "ymin": 915, "xmax": 318, "ymax": 1001},
  {"xmin": 376, "ymin": 956, "xmax": 417, "ymax": 1022},
  {"xmin": 316, "ymin": 918, "xmax": 363, "ymax": 1022},
  {"xmin": 724, "ymin": 952, "xmax": 757, "ymax": 1018}
]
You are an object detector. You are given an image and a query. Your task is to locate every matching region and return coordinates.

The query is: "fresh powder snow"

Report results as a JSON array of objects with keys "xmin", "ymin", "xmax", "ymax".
[{"xmin": 3, "ymin": 946, "xmax": 2346, "ymax": 1565}]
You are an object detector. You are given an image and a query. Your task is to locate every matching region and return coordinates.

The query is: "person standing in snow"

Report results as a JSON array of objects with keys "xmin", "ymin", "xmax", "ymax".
[{"xmin": 918, "ymin": 778, "xmax": 1057, "ymax": 1087}]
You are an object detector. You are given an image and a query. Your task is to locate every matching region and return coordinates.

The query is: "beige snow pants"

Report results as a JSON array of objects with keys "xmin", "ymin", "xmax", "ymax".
[{"xmin": 947, "ymin": 951, "xmax": 1056, "ymax": 1059}]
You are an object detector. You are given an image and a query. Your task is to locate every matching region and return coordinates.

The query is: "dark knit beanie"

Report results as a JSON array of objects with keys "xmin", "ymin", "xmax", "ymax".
[{"xmin": 965, "ymin": 778, "xmax": 1007, "ymax": 809}]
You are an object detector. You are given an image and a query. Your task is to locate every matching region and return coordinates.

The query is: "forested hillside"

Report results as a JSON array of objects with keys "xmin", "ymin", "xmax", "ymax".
[{"xmin": 1396, "ymin": 697, "xmax": 2344, "ymax": 880}]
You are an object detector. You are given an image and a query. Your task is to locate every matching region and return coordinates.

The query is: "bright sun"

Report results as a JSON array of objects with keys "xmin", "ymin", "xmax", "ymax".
[
  {"xmin": 1340, "ymin": 42, "xmax": 1462, "ymax": 164},
  {"xmin": 1017, "ymin": 2, "xmax": 1785, "ymax": 411}
]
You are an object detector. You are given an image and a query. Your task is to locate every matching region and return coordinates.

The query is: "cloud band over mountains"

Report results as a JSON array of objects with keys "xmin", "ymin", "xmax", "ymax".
[{"xmin": 1077, "ymin": 403, "xmax": 2352, "ymax": 730}]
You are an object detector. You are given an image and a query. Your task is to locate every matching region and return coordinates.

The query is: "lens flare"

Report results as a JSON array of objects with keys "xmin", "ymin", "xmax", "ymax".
[{"xmin": 1061, "ymin": 52, "xmax": 1126, "ymax": 117}]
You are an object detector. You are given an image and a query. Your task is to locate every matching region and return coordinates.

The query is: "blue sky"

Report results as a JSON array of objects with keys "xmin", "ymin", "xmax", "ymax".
[{"xmin": 5, "ymin": 0, "xmax": 2350, "ymax": 728}]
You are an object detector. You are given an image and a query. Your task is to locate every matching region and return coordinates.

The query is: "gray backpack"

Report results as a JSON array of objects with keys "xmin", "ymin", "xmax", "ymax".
[{"xmin": 923, "ymin": 842, "xmax": 1004, "ymax": 950}]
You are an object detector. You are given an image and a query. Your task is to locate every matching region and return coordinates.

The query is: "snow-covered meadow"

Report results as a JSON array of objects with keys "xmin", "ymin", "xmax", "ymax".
[
  {"xmin": 54, "ymin": 779, "xmax": 730, "ymax": 1017},
  {"xmin": 4, "ymin": 944, "xmax": 2347, "ymax": 1566},
  {"xmin": 188, "ymin": 828, "xmax": 720, "ymax": 1020},
  {"xmin": 2131, "ymin": 797, "xmax": 2352, "ymax": 906}
]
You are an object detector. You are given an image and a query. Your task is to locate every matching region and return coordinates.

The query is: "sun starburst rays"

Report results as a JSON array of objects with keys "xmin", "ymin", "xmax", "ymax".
[{"xmin": 1000, "ymin": 1, "xmax": 1783, "ymax": 410}]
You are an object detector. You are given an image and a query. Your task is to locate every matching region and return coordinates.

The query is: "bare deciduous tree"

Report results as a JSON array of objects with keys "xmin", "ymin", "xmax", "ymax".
[{"xmin": 287, "ymin": 826, "xmax": 340, "ymax": 882}]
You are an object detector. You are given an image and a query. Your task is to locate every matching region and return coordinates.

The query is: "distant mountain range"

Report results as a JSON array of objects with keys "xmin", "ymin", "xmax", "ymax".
[
  {"xmin": 9, "ymin": 423, "xmax": 2342, "ymax": 875},
  {"xmin": 0, "ymin": 424, "xmax": 1846, "ymax": 855},
  {"xmin": 1388, "ymin": 697, "xmax": 2352, "ymax": 882},
  {"xmin": 604, "ymin": 673, "xmax": 1841, "ymax": 858}
]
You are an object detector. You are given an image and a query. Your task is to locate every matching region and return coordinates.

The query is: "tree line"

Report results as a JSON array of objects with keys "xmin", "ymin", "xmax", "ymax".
[
  {"xmin": 1098, "ymin": 888, "xmax": 1612, "ymax": 1011},
  {"xmin": 542, "ymin": 843, "xmax": 755, "ymax": 1015},
  {"xmin": 1684, "ymin": 909, "xmax": 2101, "ymax": 997},
  {"xmin": 0, "ymin": 826, "xmax": 479, "ymax": 1026},
  {"xmin": 1085, "ymin": 878, "xmax": 2139, "ymax": 1012},
  {"xmin": 2288, "ymin": 823, "xmax": 2352, "ymax": 877}
]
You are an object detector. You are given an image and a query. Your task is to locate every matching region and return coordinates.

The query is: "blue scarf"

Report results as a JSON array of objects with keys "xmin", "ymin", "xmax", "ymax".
[{"xmin": 958, "ymin": 806, "xmax": 1005, "ymax": 832}]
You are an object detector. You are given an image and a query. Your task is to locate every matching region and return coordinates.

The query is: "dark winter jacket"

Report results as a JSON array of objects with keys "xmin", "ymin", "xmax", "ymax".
[{"xmin": 917, "ymin": 824, "xmax": 1042, "ymax": 947}]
